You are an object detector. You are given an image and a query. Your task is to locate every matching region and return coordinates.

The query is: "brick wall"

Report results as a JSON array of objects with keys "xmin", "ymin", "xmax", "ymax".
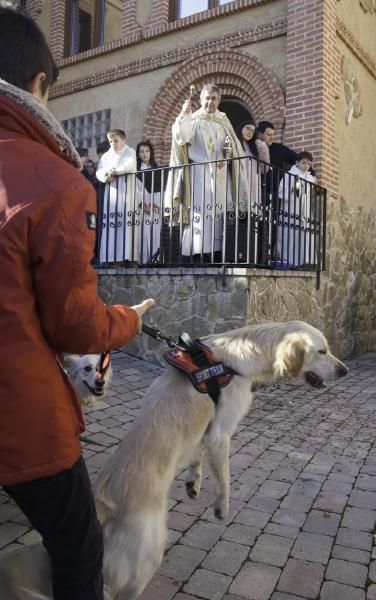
[
  {"xmin": 50, "ymin": 0, "xmax": 66, "ymax": 60},
  {"xmin": 25, "ymin": 0, "xmax": 43, "ymax": 18},
  {"xmin": 284, "ymin": 0, "xmax": 340, "ymax": 194}
]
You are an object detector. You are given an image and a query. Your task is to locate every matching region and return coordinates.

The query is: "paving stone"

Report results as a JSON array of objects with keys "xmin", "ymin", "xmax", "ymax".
[
  {"xmin": 349, "ymin": 491, "xmax": 376, "ymax": 510},
  {"xmin": 202, "ymin": 540, "xmax": 249, "ymax": 576},
  {"xmin": 336, "ymin": 527, "xmax": 373, "ymax": 551},
  {"xmin": 247, "ymin": 495, "xmax": 280, "ymax": 514},
  {"xmin": 158, "ymin": 544, "xmax": 206, "ymax": 581},
  {"xmin": 230, "ymin": 561, "xmax": 281, "ymax": 599},
  {"xmin": 271, "ymin": 594, "xmax": 306, "ymax": 600},
  {"xmin": 138, "ymin": 574, "xmax": 180, "ymax": 600},
  {"xmin": 320, "ymin": 581, "xmax": 365, "ymax": 600},
  {"xmin": 222, "ymin": 524, "xmax": 260, "ymax": 546},
  {"xmin": 356, "ymin": 475, "xmax": 376, "ymax": 492},
  {"xmin": 303, "ymin": 509, "xmax": 341, "ymax": 536},
  {"xmin": 184, "ymin": 569, "xmax": 231, "ymax": 600},
  {"xmin": 291, "ymin": 531, "xmax": 333, "ymax": 563},
  {"xmin": 288, "ymin": 478, "xmax": 322, "ymax": 498},
  {"xmin": 234, "ymin": 509, "xmax": 271, "ymax": 529},
  {"xmin": 342, "ymin": 507, "xmax": 376, "ymax": 532},
  {"xmin": 271, "ymin": 508, "xmax": 306, "ymax": 528},
  {"xmin": 277, "ymin": 558, "xmax": 324, "ymax": 598},
  {"xmin": 257, "ymin": 480, "xmax": 290, "ymax": 499},
  {"xmin": 369, "ymin": 560, "xmax": 376, "ymax": 582},
  {"xmin": 368, "ymin": 584, "xmax": 376, "ymax": 599},
  {"xmin": 326, "ymin": 558, "xmax": 368, "ymax": 587},
  {"xmin": 313, "ymin": 491, "xmax": 348, "ymax": 513},
  {"xmin": 264, "ymin": 523, "xmax": 299, "ymax": 539},
  {"xmin": 180, "ymin": 521, "xmax": 225, "ymax": 551},
  {"xmin": 279, "ymin": 494, "xmax": 313, "ymax": 512},
  {"xmin": 167, "ymin": 511, "xmax": 197, "ymax": 532},
  {"xmin": 250, "ymin": 533, "xmax": 293, "ymax": 567},
  {"xmin": 332, "ymin": 544, "xmax": 370, "ymax": 565}
]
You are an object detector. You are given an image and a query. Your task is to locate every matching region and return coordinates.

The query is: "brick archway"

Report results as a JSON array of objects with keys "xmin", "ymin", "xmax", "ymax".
[{"xmin": 144, "ymin": 50, "xmax": 285, "ymax": 165}]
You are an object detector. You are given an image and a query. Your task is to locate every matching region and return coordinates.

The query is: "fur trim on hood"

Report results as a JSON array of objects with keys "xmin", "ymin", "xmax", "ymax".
[{"xmin": 0, "ymin": 78, "xmax": 82, "ymax": 169}]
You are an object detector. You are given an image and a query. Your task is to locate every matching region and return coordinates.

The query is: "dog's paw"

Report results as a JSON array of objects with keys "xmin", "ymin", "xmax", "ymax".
[
  {"xmin": 214, "ymin": 499, "xmax": 229, "ymax": 521},
  {"xmin": 185, "ymin": 481, "xmax": 198, "ymax": 499}
]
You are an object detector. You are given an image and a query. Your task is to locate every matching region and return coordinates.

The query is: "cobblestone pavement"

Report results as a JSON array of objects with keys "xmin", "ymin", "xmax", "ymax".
[{"xmin": 1, "ymin": 350, "xmax": 376, "ymax": 600}]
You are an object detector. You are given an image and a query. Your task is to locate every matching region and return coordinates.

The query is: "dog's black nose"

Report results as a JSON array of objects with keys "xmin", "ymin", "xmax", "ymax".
[
  {"xmin": 337, "ymin": 364, "xmax": 349, "ymax": 377},
  {"xmin": 96, "ymin": 379, "xmax": 105, "ymax": 388}
]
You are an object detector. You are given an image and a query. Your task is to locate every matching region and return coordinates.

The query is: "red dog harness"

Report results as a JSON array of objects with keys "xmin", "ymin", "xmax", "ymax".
[{"xmin": 163, "ymin": 335, "xmax": 237, "ymax": 403}]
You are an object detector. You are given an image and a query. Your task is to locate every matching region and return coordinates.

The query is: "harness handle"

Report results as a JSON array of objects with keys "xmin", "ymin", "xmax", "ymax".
[{"xmin": 142, "ymin": 323, "xmax": 176, "ymax": 348}]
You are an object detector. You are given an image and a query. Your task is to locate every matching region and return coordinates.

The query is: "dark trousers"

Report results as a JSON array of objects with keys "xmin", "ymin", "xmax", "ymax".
[{"xmin": 4, "ymin": 456, "xmax": 104, "ymax": 600}]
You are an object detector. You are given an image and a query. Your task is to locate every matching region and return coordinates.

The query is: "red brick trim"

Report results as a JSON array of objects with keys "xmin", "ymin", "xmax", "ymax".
[
  {"xmin": 50, "ymin": 18, "xmax": 286, "ymax": 96},
  {"xmin": 336, "ymin": 17, "xmax": 376, "ymax": 79},
  {"xmin": 284, "ymin": 0, "xmax": 339, "ymax": 195},
  {"xmin": 143, "ymin": 50, "xmax": 286, "ymax": 165}
]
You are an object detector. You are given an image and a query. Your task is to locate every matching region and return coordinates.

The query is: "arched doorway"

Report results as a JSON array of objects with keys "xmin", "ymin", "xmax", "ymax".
[
  {"xmin": 144, "ymin": 49, "xmax": 285, "ymax": 165},
  {"xmin": 219, "ymin": 96, "xmax": 254, "ymax": 133}
]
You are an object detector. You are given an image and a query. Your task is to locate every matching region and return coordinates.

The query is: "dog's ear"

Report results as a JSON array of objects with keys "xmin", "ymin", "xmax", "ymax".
[
  {"xmin": 63, "ymin": 354, "xmax": 80, "ymax": 370},
  {"xmin": 274, "ymin": 333, "xmax": 310, "ymax": 378}
]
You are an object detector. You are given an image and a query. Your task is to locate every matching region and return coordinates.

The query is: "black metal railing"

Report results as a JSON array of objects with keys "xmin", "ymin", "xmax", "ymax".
[{"xmin": 95, "ymin": 155, "xmax": 326, "ymax": 276}]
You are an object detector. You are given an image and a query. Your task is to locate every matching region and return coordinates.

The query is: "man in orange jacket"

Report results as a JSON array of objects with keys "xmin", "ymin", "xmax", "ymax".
[{"xmin": 0, "ymin": 7, "xmax": 154, "ymax": 600}]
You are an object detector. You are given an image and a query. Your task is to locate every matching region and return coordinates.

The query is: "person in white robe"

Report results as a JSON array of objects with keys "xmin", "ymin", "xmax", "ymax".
[
  {"xmin": 235, "ymin": 120, "xmax": 270, "ymax": 262},
  {"xmin": 135, "ymin": 141, "xmax": 162, "ymax": 264},
  {"xmin": 277, "ymin": 151, "xmax": 317, "ymax": 267},
  {"xmin": 96, "ymin": 129, "xmax": 136, "ymax": 263},
  {"xmin": 167, "ymin": 84, "xmax": 248, "ymax": 260}
]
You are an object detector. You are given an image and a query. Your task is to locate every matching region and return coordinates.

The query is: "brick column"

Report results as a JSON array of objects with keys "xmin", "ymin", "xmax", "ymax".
[
  {"xmin": 49, "ymin": 0, "xmax": 66, "ymax": 60},
  {"xmin": 284, "ymin": 0, "xmax": 340, "ymax": 194},
  {"xmin": 121, "ymin": 0, "xmax": 142, "ymax": 37},
  {"xmin": 144, "ymin": 0, "xmax": 170, "ymax": 32}
]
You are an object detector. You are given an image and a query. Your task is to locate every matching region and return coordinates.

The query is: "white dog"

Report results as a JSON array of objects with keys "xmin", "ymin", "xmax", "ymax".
[
  {"xmin": 0, "ymin": 321, "xmax": 348, "ymax": 600},
  {"xmin": 64, "ymin": 352, "xmax": 112, "ymax": 408}
]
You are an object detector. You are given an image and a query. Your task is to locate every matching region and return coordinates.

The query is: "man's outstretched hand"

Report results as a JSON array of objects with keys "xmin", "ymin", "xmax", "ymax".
[{"xmin": 131, "ymin": 299, "xmax": 155, "ymax": 333}]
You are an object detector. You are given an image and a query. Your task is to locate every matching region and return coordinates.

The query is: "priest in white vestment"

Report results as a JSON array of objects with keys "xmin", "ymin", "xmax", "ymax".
[
  {"xmin": 96, "ymin": 129, "xmax": 136, "ymax": 263},
  {"xmin": 167, "ymin": 84, "xmax": 248, "ymax": 260}
]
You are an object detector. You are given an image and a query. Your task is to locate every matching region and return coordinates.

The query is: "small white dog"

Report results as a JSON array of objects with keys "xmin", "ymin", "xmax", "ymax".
[
  {"xmin": 0, "ymin": 321, "xmax": 348, "ymax": 600},
  {"xmin": 64, "ymin": 352, "xmax": 112, "ymax": 408}
]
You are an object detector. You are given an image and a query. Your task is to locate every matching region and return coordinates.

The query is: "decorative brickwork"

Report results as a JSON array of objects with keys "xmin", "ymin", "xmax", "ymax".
[
  {"xmin": 51, "ymin": 18, "xmax": 287, "ymax": 97},
  {"xmin": 336, "ymin": 17, "xmax": 376, "ymax": 79},
  {"xmin": 25, "ymin": 0, "xmax": 43, "ymax": 18},
  {"xmin": 49, "ymin": 0, "xmax": 66, "ymax": 60},
  {"xmin": 143, "ymin": 50, "xmax": 286, "ymax": 165},
  {"xmin": 121, "ymin": 0, "xmax": 142, "ymax": 37},
  {"xmin": 284, "ymin": 0, "xmax": 340, "ymax": 195}
]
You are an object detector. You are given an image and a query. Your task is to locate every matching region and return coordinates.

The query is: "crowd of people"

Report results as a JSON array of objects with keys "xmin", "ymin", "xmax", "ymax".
[{"xmin": 81, "ymin": 85, "xmax": 319, "ymax": 270}]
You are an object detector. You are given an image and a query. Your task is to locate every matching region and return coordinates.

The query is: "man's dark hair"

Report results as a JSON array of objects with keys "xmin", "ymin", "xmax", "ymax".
[
  {"xmin": 96, "ymin": 139, "xmax": 110, "ymax": 157},
  {"xmin": 257, "ymin": 121, "xmax": 275, "ymax": 134},
  {"xmin": 296, "ymin": 151, "xmax": 313, "ymax": 162},
  {"xmin": 0, "ymin": 7, "xmax": 59, "ymax": 94}
]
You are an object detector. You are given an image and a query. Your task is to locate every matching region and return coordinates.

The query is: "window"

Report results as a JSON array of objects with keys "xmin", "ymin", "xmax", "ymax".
[
  {"xmin": 62, "ymin": 109, "xmax": 111, "ymax": 150},
  {"xmin": 173, "ymin": 0, "xmax": 233, "ymax": 19},
  {"xmin": 64, "ymin": 0, "xmax": 123, "ymax": 57},
  {"xmin": 65, "ymin": 0, "xmax": 105, "ymax": 57}
]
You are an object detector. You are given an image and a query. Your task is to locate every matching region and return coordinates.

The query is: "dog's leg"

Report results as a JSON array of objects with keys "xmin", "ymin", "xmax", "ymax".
[
  {"xmin": 185, "ymin": 446, "xmax": 205, "ymax": 499},
  {"xmin": 207, "ymin": 435, "xmax": 230, "ymax": 520}
]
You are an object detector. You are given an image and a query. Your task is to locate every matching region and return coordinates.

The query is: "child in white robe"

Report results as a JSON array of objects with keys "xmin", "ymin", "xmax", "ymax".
[
  {"xmin": 277, "ymin": 151, "xmax": 317, "ymax": 268},
  {"xmin": 96, "ymin": 129, "xmax": 136, "ymax": 264}
]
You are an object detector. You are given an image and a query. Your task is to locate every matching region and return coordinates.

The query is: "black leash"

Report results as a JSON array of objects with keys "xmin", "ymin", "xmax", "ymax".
[{"xmin": 141, "ymin": 323, "xmax": 176, "ymax": 348}]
